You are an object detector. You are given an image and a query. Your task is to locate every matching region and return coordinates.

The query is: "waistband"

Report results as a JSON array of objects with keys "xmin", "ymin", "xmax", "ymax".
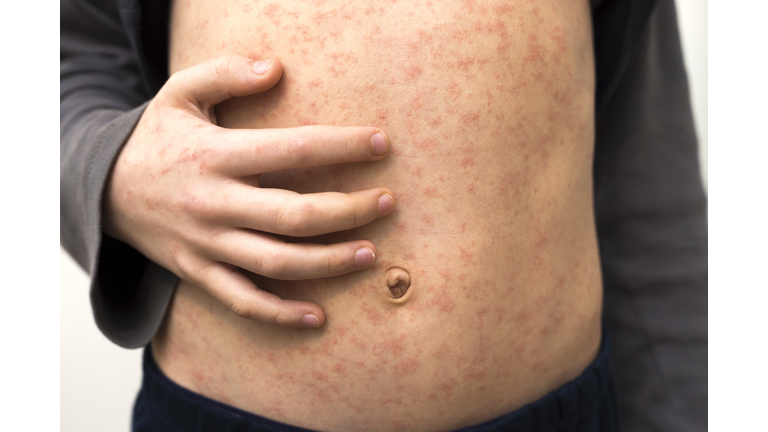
[{"xmin": 134, "ymin": 333, "xmax": 616, "ymax": 432}]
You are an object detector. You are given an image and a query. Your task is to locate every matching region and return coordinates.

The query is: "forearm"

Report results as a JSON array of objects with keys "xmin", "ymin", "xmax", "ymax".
[
  {"xmin": 61, "ymin": 0, "xmax": 149, "ymax": 269},
  {"xmin": 61, "ymin": 0, "xmax": 178, "ymax": 348}
]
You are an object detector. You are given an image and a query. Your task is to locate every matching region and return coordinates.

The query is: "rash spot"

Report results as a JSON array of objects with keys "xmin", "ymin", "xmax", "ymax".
[
  {"xmin": 459, "ymin": 156, "xmax": 476, "ymax": 168},
  {"xmin": 413, "ymin": 166, "xmax": 423, "ymax": 179},
  {"xmin": 423, "ymin": 186, "xmax": 440, "ymax": 198},
  {"xmin": 405, "ymin": 65, "xmax": 423, "ymax": 80},
  {"xmin": 461, "ymin": 112, "xmax": 480, "ymax": 124},
  {"xmin": 361, "ymin": 302, "xmax": 384, "ymax": 322},
  {"xmin": 415, "ymin": 137, "xmax": 438, "ymax": 150},
  {"xmin": 386, "ymin": 267, "xmax": 411, "ymax": 299}
]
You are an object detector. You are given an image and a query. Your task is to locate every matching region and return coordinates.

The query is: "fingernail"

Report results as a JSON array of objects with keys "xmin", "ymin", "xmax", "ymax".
[
  {"xmin": 302, "ymin": 314, "xmax": 320, "ymax": 327},
  {"xmin": 253, "ymin": 59, "xmax": 273, "ymax": 75},
  {"xmin": 371, "ymin": 132, "xmax": 389, "ymax": 156},
  {"xmin": 355, "ymin": 247, "xmax": 376, "ymax": 269},
  {"xmin": 378, "ymin": 194, "xmax": 395, "ymax": 216}
]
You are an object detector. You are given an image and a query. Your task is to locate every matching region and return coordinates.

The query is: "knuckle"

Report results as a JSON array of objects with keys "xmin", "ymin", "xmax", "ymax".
[
  {"xmin": 159, "ymin": 72, "xmax": 188, "ymax": 105},
  {"xmin": 180, "ymin": 193, "xmax": 217, "ymax": 219},
  {"xmin": 344, "ymin": 131, "xmax": 358, "ymax": 160},
  {"xmin": 164, "ymin": 69, "xmax": 185, "ymax": 91},
  {"xmin": 276, "ymin": 202, "xmax": 315, "ymax": 235},
  {"xmin": 272, "ymin": 307, "xmax": 293, "ymax": 326},
  {"xmin": 333, "ymin": 197, "xmax": 360, "ymax": 230},
  {"xmin": 189, "ymin": 230, "xmax": 224, "ymax": 255},
  {"xmin": 228, "ymin": 295, "xmax": 253, "ymax": 319},
  {"xmin": 173, "ymin": 252, "xmax": 203, "ymax": 283},
  {"xmin": 165, "ymin": 65, "xmax": 205, "ymax": 100},
  {"xmin": 325, "ymin": 248, "xmax": 346, "ymax": 277},
  {"xmin": 280, "ymin": 133, "xmax": 310, "ymax": 162},
  {"xmin": 349, "ymin": 200, "xmax": 360, "ymax": 228},
  {"xmin": 213, "ymin": 54, "xmax": 236, "ymax": 81},
  {"xmin": 257, "ymin": 249, "xmax": 288, "ymax": 277}
]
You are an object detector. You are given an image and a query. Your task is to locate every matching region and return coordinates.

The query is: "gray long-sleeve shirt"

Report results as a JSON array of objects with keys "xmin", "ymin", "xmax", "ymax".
[{"xmin": 60, "ymin": 0, "xmax": 707, "ymax": 430}]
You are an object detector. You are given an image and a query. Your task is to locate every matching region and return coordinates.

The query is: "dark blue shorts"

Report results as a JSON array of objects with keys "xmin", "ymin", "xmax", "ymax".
[{"xmin": 133, "ymin": 335, "xmax": 617, "ymax": 432}]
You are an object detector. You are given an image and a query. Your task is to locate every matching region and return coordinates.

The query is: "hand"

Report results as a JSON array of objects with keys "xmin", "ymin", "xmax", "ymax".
[{"xmin": 103, "ymin": 55, "xmax": 395, "ymax": 328}]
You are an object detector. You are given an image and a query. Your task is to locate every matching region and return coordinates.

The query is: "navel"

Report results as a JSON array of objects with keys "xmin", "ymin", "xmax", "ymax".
[{"xmin": 386, "ymin": 267, "xmax": 412, "ymax": 301}]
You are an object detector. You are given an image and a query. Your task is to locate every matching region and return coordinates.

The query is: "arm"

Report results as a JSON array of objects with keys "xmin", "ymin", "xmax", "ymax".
[
  {"xmin": 594, "ymin": 1, "xmax": 707, "ymax": 431},
  {"xmin": 61, "ymin": 0, "xmax": 164, "ymax": 347}
]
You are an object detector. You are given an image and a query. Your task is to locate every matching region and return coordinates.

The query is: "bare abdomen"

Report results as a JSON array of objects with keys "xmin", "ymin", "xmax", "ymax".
[{"xmin": 154, "ymin": 1, "xmax": 603, "ymax": 430}]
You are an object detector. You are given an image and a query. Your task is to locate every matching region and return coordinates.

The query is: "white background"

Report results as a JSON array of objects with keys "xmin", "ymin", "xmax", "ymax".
[{"xmin": 56, "ymin": 2, "xmax": 709, "ymax": 431}]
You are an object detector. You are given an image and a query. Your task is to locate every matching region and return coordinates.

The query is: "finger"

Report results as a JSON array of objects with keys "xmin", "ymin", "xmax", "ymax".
[
  {"xmin": 214, "ymin": 125, "xmax": 391, "ymax": 176},
  {"xmin": 215, "ymin": 185, "xmax": 396, "ymax": 237},
  {"xmin": 196, "ymin": 262, "xmax": 325, "ymax": 327},
  {"xmin": 206, "ymin": 231, "xmax": 378, "ymax": 280},
  {"xmin": 166, "ymin": 55, "xmax": 283, "ymax": 110}
]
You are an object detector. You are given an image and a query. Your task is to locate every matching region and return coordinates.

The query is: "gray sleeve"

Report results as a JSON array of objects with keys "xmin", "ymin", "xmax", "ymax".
[
  {"xmin": 61, "ymin": 0, "xmax": 177, "ymax": 348},
  {"xmin": 594, "ymin": 1, "xmax": 708, "ymax": 431}
]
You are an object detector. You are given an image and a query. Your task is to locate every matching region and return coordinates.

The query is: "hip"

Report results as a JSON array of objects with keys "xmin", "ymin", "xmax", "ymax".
[{"xmin": 138, "ymin": 328, "xmax": 615, "ymax": 432}]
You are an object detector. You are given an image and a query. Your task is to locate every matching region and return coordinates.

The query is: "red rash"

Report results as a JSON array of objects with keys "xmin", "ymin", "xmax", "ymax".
[
  {"xmin": 422, "ymin": 186, "xmax": 440, "ymax": 198},
  {"xmin": 163, "ymin": 0, "xmax": 599, "ymax": 429}
]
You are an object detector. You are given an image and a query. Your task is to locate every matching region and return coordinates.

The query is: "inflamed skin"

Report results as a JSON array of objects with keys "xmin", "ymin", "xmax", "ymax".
[{"xmin": 153, "ymin": 1, "xmax": 602, "ymax": 431}]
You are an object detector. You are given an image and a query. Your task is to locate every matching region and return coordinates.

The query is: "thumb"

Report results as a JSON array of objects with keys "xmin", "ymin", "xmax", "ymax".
[{"xmin": 165, "ymin": 55, "xmax": 283, "ymax": 111}]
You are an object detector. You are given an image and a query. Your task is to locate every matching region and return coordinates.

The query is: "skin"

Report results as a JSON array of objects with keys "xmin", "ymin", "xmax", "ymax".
[
  {"xmin": 103, "ymin": 56, "xmax": 396, "ymax": 327},
  {"xmin": 126, "ymin": 0, "xmax": 603, "ymax": 431}
]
